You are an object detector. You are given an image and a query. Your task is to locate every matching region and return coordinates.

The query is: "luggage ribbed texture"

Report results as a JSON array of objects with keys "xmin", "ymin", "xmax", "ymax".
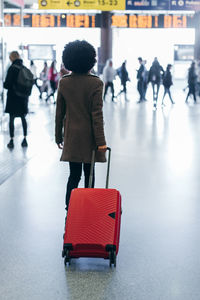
[{"xmin": 64, "ymin": 188, "xmax": 120, "ymax": 250}]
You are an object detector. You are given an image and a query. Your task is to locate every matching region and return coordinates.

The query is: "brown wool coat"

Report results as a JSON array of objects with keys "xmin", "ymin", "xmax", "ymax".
[{"xmin": 55, "ymin": 73, "xmax": 106, "ymax": 163}]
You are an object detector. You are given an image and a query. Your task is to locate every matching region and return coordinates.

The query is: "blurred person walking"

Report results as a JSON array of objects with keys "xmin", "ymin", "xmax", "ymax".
[
  {"xmin": 39, "ymin": 61, "xmax": 49, "ymax": 99},
  {"xmin": 46, "ymin": 60, "xmax": 59, "ymax": 103},
  {"xmin": 4, "ymin": 51, "xmax": 30, "ymax": 149},
  {"xmin": 196, "ymin": 60, "xmax": 200, "ymax": 97},
  {"xmin": 185, "ymin": 61, "xmax": 197, "ymax": 103},
  {"xmin": 162, "ymin": 64, "xmax": 175, "ymax": 105},
  {"xmin": 143, "ymin": 60, "xmax": 149, "ymax": 101},
  {"xmin": 148, "ymin": 57, "xmax": 164, "ymax": 108},
  {"xmin": 117, "ymin": 60, "xmax": 130, "ymax": 100},
  {"xmin": 55, "ymin": 40, "xmax": 107, "ymax": 212},
  {"xmin": 137, "ymin": 57, "xmax": 145, "ymax": 102},
  {"xmin": 30, "ymin": 60, "xmax": 40, "ymax": 93},
  {"xmin": 102, "ymin": 59, "xmax": 116, "ymax": 102}
]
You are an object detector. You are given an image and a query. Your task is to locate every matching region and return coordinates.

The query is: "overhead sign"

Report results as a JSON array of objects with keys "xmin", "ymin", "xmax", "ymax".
[
  {"xmin": 39, "ymin": 0, "xmax": 125, "ymax": 10},
  {"xmin": 3, "ymin": 12, "xmax": 195, "ymax": 28},
  {"xmin": 126, "ymin": 0, "xmax": 170, "ymax": 10},
  {"xmin": 28, "ymin": 44, "xmax": 56, "ymax": 60},
  {"xmin": 170, "ymin": 0, "xmax": 200, "ymax": 11},
  {"xmin": 38, "ymin": 0, "xmax": 200, "ymax": 10},
  {"xmin": 126, "ymin": 0, "xmax": 200, "ymax": 11}
]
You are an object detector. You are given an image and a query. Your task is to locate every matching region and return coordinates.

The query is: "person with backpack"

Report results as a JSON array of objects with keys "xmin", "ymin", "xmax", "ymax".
[
  {"xmin": 162, "ymin": 64, "xmax": 175, "ymax": 105},
  {"xmin": 148, "ymin": 57, "xmax": 164, "ymax": 108},
  {"xmin": 185, "ymin": 61, "xmax": 197, "ymax": 103},
  {"xmin": 117, "ymin": 60, "xmax": 130, "ymax": 100},
  {"xmin": 4, "ymin": 51, "xmax": 33, "ymax": 149}
]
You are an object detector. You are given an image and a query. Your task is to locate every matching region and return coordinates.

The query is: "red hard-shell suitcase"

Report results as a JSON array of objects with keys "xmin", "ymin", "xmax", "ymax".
[{"xmin": 62, "ymin": 148, "xmax": 122, "ymax": 267}]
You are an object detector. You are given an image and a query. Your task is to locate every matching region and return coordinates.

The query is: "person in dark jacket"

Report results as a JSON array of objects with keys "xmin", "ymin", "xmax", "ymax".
[
  {"xmin": 148, "ymin": 57, "xmax": 164, "ymax": 108},
  {"xmin": 137, "ymin": 57, "xmax": 145, "ymax": 102},
  {"xmin": 143, "ymin": 59, "xmax": 149, "ymax": 101},
  {"xmin": 55, "ymin": 40, "xmax": 107, "ymax": 211},
  {"xmin": 117, "ymin": 61, "xmax": 130, "ymax": 100},
  {"xmin": 162, "ymin": 64, "xmax": 175, "ymax": 105},
  {"xmin": 4, "ymin": 51, "xmax": 28, "ymax": 149},
  {"xmin": 185, "ymin": 61, "xmax": 197, "ymax": 103}
]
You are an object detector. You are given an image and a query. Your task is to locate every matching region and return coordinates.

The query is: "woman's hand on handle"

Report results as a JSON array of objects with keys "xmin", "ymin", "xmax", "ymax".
[
  {"xmin": 98, "ymin": 145, "xmax": 107, "ymax": 152},
  {"xmin": 57, "ymin": 143, "xmax": 63, "ymax": 149}
]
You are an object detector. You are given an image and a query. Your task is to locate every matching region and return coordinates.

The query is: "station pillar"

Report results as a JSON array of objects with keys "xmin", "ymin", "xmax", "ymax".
[
  {"xmin": 98, "ymin": 11, "xmax": 112, "ymax": 74},
  {"xmin": 194, "ymin": 12, "xmax": 200, "ymax": 61}
]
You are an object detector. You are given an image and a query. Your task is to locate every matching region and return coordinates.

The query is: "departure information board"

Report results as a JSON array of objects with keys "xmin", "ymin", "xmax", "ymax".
[
  {"xmin": 111, "ymin": 14, "xmax": 193, "ymax": 28},
  {"xmin": 38, "ymin": 0, "xmax": 200, "ymax": 10},
  {"xmin": 39, "ymin": 0, "xmax": 125, "ymax": 11},
  {"xmin": 3, "ymin": 13, "xmax": 101, "ymax": 27},
  {"xmin": 3, "ymin": 12, "xmax": 195, "ymax": 28}
]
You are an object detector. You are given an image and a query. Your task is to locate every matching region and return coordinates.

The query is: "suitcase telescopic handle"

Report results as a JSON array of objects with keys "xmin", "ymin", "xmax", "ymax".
[{"xmin": 89, "ymin": 147, "xmax": 111, "ymax": 189}]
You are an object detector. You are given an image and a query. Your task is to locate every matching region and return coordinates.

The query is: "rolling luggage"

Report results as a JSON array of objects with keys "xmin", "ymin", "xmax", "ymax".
[{"xmin": 62, "ymin": 147, "xmax": 122, "ymax": 267}]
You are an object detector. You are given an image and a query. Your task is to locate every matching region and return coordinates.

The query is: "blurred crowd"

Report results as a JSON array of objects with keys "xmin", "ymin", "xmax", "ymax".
[
  {"xmin": 102, "ymin": 57, "xmax": 200, "ymax": 109},
  {"xmin": 29, "ymin": 60, "xmax": 70, "ymax": 104}
]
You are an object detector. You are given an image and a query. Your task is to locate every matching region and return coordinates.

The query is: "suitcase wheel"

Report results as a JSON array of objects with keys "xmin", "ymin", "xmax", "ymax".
[
  {"xmin": 64, "ymin": 250, "xmax": 71, "ymax": 266},
  {"xmin": 109, "ymin": 250, "xmax": 116, "ymax": 268}
]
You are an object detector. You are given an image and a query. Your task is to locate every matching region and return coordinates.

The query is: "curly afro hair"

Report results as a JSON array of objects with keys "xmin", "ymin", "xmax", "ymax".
[{"xmin": 62, "ymin": 40, "xmax": 97, "ymax": 74}]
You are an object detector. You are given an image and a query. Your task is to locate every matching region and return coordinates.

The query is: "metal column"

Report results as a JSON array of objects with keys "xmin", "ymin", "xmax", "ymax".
[
  {"xmin": 98, "ymin": 11, "xmax": 112, "ymax": 74},
  {"xmin": 194, "ymin": 12, "xmax": 200, "ymax": 61}
]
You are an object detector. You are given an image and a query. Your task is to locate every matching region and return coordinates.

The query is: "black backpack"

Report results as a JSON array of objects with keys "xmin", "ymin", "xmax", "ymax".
[{"xmin": 13, "ymin": 65, "xmax": 34, "ymax": 98}]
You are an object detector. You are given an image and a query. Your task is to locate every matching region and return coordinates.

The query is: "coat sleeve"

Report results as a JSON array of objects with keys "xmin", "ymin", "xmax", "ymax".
[
  {"xmin": 91, "ymin": 81, "xmax": 106, "ymax": 147},
  {"xmin": 55, "ymin": 83, "xmax": 66, "ymax": 144},
  {"xmin": 3, "ymin": 66, "xmax": 15, "ymax": 90}
]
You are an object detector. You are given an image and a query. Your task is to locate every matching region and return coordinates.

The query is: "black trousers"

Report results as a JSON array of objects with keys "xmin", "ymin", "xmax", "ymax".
[
  {"xmin": 152, "ymin": 82, "xmax": 160, "ymax": 101},
  {"xmin": 162, "ymin": 87, "xmax": 174, "ymax": 104},
  {"xmin": 119, "ymin": 81, "xmax": 127, "ymax": 94},
  {"xmin": 137, "ymin": 80, "xmax": 144, "ymax": 100},
  {"xmin": 104, "ymin": 82, "xmax": 114, "ymax": 100},
  {"xmin": 65, "ymin": 162, "xmax": 95, "ymax": 210},
  {"xmin": 9, "ymin": 114, "xmax": 27, "ymax": 138},
  {"xmin": 185, "ymin": 84, "xmax": 196, "ymax": 102}
]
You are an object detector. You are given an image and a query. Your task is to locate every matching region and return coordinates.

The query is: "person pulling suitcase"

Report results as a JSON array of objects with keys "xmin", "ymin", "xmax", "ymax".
[{"xmin": 55, "ymin": 40, "xmax": 107, "ymax": 212}]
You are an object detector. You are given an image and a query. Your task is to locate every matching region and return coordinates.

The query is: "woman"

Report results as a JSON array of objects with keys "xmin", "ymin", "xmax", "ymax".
[
  {"xmin": 117, "ymin": 60, "xmax": 130, "ymax": 100},
  {"xmin": 39, "ymin": 61, "xmax": 49, "ymax": 99},
  {"xmin": 30, "ymin": 60, "xmax": 40, "ymax": 93},
  {"xmin": 46, "ymin": 60, "xmax": 58, "ymax": 103},
  {"xmin": 148, "ymin": 57, "xmax": 164, "ymax": 107},
  {"xmin": 55, "ymin": 40, "xmax": 107, "ymax": 211},
  {"xmin": 102, "ymin": 59, "xmax": 116, "ymax": 102},
  {"xmin": 162, "ymin": 64, "xmax": 175, "ymax": 105},
  {"xmin": 4, "ymin": 51, "xmax": 28, "ymax": 149},
  {"xmin": 185, "ymin": 61, "xmax": 197, "ymax": 103}
]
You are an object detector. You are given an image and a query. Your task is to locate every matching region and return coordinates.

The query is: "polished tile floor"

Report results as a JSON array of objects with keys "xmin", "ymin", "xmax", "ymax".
[{"xmin": 1, "ymin": 81, "xmax": 200, "ymax": 300}]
